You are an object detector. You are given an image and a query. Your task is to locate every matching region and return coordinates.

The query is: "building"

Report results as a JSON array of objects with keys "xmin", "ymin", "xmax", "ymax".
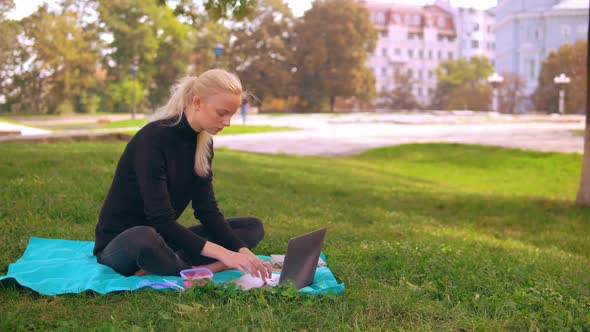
[
  {"xmin": 435, "ymin": 0, "xmax": 496, "ymax": 62},
  {"xmin": 361, "ymin": 1, "xmax": 496, "ymax": 106},
  {"xmin": 494, "ymin": 0, "xmax": 589, "ymax": 94}
]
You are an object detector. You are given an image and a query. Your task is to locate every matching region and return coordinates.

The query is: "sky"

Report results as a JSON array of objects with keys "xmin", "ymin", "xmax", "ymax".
[{"xmin": 8, "ymin": 0, "xmax": 498, "ymax": 20}]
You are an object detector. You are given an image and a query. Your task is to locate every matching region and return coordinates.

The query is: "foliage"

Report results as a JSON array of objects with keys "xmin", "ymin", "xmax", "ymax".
[
  {"xmin": 0, "ymin": 142, "xmax": 589, "ymax": 330},
  {"xmin": 431, "ymin": 56, "xmax": 494, "ymax": 111},
  {"xmin": 377, "ymin": 70, "xmax": 422, "ymax": 110},
  {"xmin": 532, "ymin": 39, "xmax": 587, "ymax": 114},
  {"xmin": 295, "ymin": 0, "xmax": 377, "ymax": 112},
  {"xmin": 229, "ymin": 0, "xmax": 297, "ymax": 108},
  {"xmin": 22, "ymin": 5, "xmax": 100, "ymax": 114},
  {"xmin": 203, "ymin": 0, "xmax": 258, "ymax": 20},
  {"xmin": 497, "ymin": 72, "xmax": 526, "ymax": 114}
]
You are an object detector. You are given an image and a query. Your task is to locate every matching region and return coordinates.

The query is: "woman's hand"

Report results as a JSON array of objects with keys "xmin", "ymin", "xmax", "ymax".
[
  {"xmin": 219, "ymin": 249, "xmax": 271, "ymax": 282},
  {"xmin": 239, "ymin": 247, "xmax": 273, "ymax": 280},
  {"xmin": 201, "ymin": 241, "xmax": 272, "ymax": 282}
]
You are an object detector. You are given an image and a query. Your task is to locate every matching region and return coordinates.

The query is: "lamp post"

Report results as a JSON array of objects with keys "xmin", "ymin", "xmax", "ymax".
[
  {"xmin": 487, "ymin": 72, "xmax": 504, "ymax": 113},
  {"xmin": 130, "ymin": 65, "xmax": 139, "ymax": 120},
  {"xmin": 553, "ymin": 73, "xmax": 571, "ymax": 114},
  {"xmin": 213, "ymin": 43, "xmax": 224, "ymax": 67}
]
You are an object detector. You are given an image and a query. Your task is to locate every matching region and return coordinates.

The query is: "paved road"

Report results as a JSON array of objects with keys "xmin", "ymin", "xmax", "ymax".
[
  {"xmin": 1, "ymin": 113, "xmax": 585, "ymax": 155},
  {"xmin": 214, "ymin": 113, "xmax": 585, "ymax": 155}
]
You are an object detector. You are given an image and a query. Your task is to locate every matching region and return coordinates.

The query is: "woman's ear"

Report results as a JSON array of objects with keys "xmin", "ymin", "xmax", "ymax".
[{"xmin": 192, "ymin": 97, "xmax": 201, "ymax": 111}]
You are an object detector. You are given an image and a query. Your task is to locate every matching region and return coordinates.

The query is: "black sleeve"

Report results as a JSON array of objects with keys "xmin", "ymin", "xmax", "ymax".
[
  {"xmin": 133, "ymin": 139, "xmax": 208, "ymax": 259},
  {"xmin": 191, "ymin": 142, "xmax": 247, "ymax": 252}
]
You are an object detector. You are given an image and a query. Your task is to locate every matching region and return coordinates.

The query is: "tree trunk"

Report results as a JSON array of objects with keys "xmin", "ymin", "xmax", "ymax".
[
  {"xmin": 575, "ymin": 15, "xmax": 590, "ymax": 206},
  {"xmin": 330, "ymin": 96, "xmax": 335, "ymax": 112}
]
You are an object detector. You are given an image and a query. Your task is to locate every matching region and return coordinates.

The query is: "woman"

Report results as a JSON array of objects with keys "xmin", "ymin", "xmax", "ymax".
[{"xmin": 93, "ymin": 69, "xmax": 271, "ymax": 282}]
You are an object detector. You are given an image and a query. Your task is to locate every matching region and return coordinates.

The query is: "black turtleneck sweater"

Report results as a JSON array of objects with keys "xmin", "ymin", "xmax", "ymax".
[{"xmin": 93, "ymin": 113, "xmax": 247, "ymax": 261}]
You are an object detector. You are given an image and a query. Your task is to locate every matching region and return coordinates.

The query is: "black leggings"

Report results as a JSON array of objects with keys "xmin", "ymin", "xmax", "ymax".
[{"xmin": 96, "ymin": 217, "xmax": 265, "ymax": 277}]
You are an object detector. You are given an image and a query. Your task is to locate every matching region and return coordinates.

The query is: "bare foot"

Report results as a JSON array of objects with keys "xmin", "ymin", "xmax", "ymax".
[{"xmin": 134, "ymin": 268, "xmax": 149, "ymax": 276}]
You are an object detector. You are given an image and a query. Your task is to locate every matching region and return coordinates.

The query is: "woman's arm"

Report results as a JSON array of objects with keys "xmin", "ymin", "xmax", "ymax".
[
  {"xmin": 191, "ymin": 145, "xmax": 247, "ymax": 251},
  {"xmin": 202, "ymin": 241, "xmax": 271, "ymax": 280}
]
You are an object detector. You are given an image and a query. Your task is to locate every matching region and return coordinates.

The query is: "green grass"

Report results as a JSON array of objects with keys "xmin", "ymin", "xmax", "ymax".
[
  {"xmin": 120, "ymin": 124, "xmax": 297, "ymax": 136},
  {"xmin": 570, "ymin": 129, "xmax": 585, "ymax": 137},
  {"xmin": 0, "ymin": 142, "xmax": 589, "ymax": 330}
]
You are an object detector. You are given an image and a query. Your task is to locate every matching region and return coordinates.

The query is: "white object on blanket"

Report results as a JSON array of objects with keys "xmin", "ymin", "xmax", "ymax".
[
  {"xmin": 269, "ymin": 254, "xmax": 326, "ymax": 268},
  {"xmin": 230, "ymin": 273, "xmax": 281, "ymax": 290}
]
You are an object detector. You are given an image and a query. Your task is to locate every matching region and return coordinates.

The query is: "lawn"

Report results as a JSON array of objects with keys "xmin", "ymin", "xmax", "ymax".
[
  {"xmin": 0, "ymin": 117, "xmax": 297, "ymax": 136},
  {"xmin": 0, "ymin": 142, "xmax": 588, "ymax": 330}
]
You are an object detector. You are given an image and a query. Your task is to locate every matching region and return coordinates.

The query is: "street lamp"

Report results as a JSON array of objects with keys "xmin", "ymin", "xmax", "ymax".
[
  {"xmin": 487, "ymin": 72, "xmax": 504, "ymax": 112},
  {"xmin": 553, "ymin": 73, "xmax": 571, "ymax": 114},
  {"xmin": 213, "ymin": 43, "xmax": 224, "ymax": 67},
  {"xmin": 130, "ymin": 65, "xmax": 139, "ymax": 120}
]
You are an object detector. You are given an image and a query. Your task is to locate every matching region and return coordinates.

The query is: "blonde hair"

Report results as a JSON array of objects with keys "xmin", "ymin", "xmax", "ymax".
[{"xmin": 151, "ymin": 69, "xmax": 242, "ymax": 177}]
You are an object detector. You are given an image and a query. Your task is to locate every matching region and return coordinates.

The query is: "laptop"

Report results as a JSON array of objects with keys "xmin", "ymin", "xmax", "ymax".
[
  {"xmin": 228, "ymin": 228, "xmax": 327, "ymax": 290},
  {"xmin": 278, "ymin": 227, "xmax": 327, "ymax": 289}
]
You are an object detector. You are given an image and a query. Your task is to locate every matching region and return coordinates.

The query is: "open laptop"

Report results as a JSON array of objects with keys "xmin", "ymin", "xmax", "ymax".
[
  {"xmin": 229, "ymin": 228, "xmax": 327, "ymax": 290},
  {"xmin": 278, "ymin": 227, "xmax": 327, "ymax": 289}
]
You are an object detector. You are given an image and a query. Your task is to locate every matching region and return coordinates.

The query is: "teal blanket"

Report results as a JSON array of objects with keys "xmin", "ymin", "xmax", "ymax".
[{"xmin": 0, "ymin": 237, "xmax": 344, "ymax": 296}]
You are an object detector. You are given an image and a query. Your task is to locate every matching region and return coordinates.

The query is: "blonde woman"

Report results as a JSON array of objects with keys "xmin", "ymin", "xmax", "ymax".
[{"xmin": 93, "ymin": 69, "xmax": 272, "ymax": 282}]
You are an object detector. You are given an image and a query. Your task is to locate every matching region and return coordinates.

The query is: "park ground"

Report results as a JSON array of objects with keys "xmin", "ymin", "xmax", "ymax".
[{"xmin": 0, "ymin": 136, "xmax": 589, "ymax": 330}]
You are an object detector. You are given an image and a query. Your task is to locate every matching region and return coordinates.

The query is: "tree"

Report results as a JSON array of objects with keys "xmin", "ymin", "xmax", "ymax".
[
  {"xmin": 229, "ymin": 0, "xmax": 297, "ymax": 109},
  {"xmin": 377, "ymin": 70, "xmax": 421, "ymax": 110},
  {"xmin": 295, "ymin": 0, "xmax": 377, "ymax": 112},
  {"xmin": 431, "ymin": 55, "xmax": 494, "ymax": 111},
  {"xmin": 532, "ymin": 39, "xmax": 587, "ymax": 114},
  {"xmin": 497, "ymin": 72, "xmax": 526, "ymax": 114},
  {"xmin": 575, "ymin": 12, "xmax": 590, "ymax": 206},
  {"xmin": 11, "ymin": 4, "xmax": 100, "ymax": 113},
  {"xmin": 203, "ymin": 0, "xmax": 258, "ymax": 20},
  {"xmin": 98, "ymin": 0, "xmax": 195, "ymax": 112}
]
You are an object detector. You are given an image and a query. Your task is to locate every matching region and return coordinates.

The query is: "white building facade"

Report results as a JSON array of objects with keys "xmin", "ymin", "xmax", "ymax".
[
  {"xmin": 494, "ymin": 0, "xmax": 589, "ymax": 94},
  {"xmin": 362, "ymin": 1, "xmax": 496, "ymax": 106}
]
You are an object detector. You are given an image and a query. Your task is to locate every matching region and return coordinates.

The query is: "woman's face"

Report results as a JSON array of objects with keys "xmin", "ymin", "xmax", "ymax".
[{"xmin": 187, "ymin": 92, "xmax": 241, "ymax": 135}]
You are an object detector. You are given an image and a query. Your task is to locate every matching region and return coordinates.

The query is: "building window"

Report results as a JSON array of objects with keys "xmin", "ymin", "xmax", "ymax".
[
  {"xmin": 437, "ymin": 35, "xmax": 443, "ymax": 42},
  {"xmin": 428, "ymin": 50, "xmax": 432, "ymax": 59},
  {"xmin": 437, "ymin": 17, "xmax": 445, "ymax": 28},
  {"xmin": 376, "ymin": 12, "xmax": 385, "ymax": 24},
  {"xmin": 418, "ymin": 69, "xmax": 422, "ymax": 79},
  {"xmin": 419, "ymin": 50, "xmax": 423, "ymax": 59},
  {"xmin": 561, "ymin": 25, "xmax": 571, "ymax": 39},
  {"xmin": 382, "ymin": 48, "xmax": 387, "ymax": 56},
  {"xmin": 381, "ymin": 67, "xmax": 387, "ymax": 76},
  {"xmin": 438, "ymin": 50, "xmax": 442, "ymax": 59},
  {"xmin": 380, "ymin": 30, "xmax": 388, "ymax": 38},
  {"xmin": 413, "ymin": 15, "xmax": 421, "ymax": 25},
  {"xmin": 534, "ymin": 29, "xmax": 540, "ymax": 40},
  {"xmin": 487, "ymin": 25, "xmax": 492, "ymax": 33},
  {"xmin": 404, "ymin": 15, "xmax": 412, "ymax": 25},
  {"xmin": 407, "ymin": 68, "xmax": 413, "ymax": 77},
  {"xmin": 472, "ymin": 40, "xmax": 479, "ymax": 48},
  {"xmin": 417, "ymin": 87, "xmax": 422, "ymax": 96},
  {"xmin": 428, "ymin": 69, "xmax": 433, "ymax": 78},
  {"xmin": 448, "ymin": 51, "xmax": 453, "ymax": 59},
  {"xmin": 527, "ymin": 59, "xmax": 535, "ymax": 80},
  {"xmin": 408, "ymin": 49, "xmax": 414, "ymax": 58},
  {"xmin": 473, "ymin": 23, "xmax": 480, "ymax": 31},
  {"xmin": 394, "ymin": 14, "xmax": 401, "ymax": 24},
  {"xmin": 394, "ymin": 48, "xmax": 401, "ymax": 56}
]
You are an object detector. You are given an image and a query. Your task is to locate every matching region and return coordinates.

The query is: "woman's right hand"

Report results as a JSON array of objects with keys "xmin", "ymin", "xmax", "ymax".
[
  {"xmin": 219, "ymin": 251, "xmax": 270, "ymax": 282},
  {"xmin": 201, "ymin": 240, "xmax": 270, "ymax": 282}
]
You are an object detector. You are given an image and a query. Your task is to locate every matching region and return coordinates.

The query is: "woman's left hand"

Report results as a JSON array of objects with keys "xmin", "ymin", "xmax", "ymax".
[{"xmin": 239, "ymin": 247, "xmax": 273, "ymax": 280}]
